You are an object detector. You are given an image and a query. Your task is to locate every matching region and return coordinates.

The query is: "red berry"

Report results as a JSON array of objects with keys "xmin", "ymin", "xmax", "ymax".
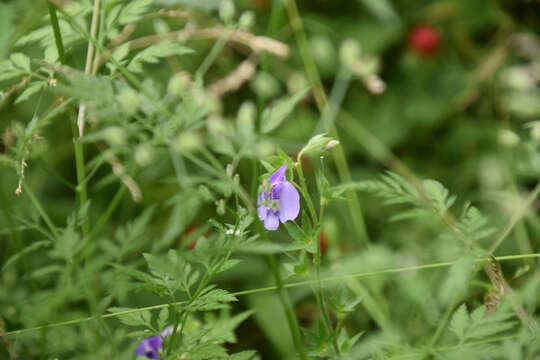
[
  {"xmin": 408, "ymin": 25, "xmax": 442, "ymax": 56},
  {"xmin": 179, "ymin": 226, "xmax": 199, "ymax": 250},
  {"xmin": 319, "ymin": 230, "xmax": 328, "ymax": 255}
]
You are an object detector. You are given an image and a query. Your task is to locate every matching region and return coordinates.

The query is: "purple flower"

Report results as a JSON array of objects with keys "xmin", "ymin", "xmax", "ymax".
[
  {"xmin": 136, "ymin": 326, "xmax": 173, "ymax": 359},
  {"xmin": 257, "ymin": 164, "xmax": 300, "ymax": 230}
]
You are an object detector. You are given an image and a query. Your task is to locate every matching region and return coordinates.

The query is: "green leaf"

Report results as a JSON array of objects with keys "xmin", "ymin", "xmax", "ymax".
[
  {"xmin": 128, "ymin": 42, "xmax": 193, "ymax": 73},
  {"xmin": 108, "ymin": 307, "xmax": 153, "ymax": 329},
  {"xmin": 283, "ymin": 221, "xmax": 305, "ymax": 242},
  {"xmin": 158, "ymin": 0, "xmax": 222, "ymax": 11},
  {"xmin": 449, "ymin": 303, "xmax": 469, "ymax": 342},
  {"xmin": 438, "ymin": 255, "xmax": 474, "ymax": 306},
  {"xmin": 10, "ymin": 52, "xmax": 31, "ymax": 72},
  {"xmin": 261, "ymin": 87, "xmax": 309, "ymax": 134},
  {"xmin": 422, "ymin": 179, "xmax": 456, "ymax": 215},
  {"xmin": 184, "ymin": 343, "xmax": 228, "ymax": 360},
  {"xmin": 118, "ymin": 0, "xmax": 154, "ymax": 24},
  {"xmin": 14, "ymin": 81, "xmax": 45, "ymax": 104},
  {"xmin": 188, "ymin": 288, "xmax": 237, "ymax": 311}
]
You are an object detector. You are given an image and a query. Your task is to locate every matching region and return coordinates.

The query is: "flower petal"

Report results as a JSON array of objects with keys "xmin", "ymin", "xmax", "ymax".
[
  {"xmin": 257, "ymin": 191, "xmax": 266, "ymax": 205},
  {"xmin": 161, "ymin": 326, "xmax": 174, "ymax": 338},
  {"xmin": 269, "ymin": 164, "xmax": 287, "ymax": 184},
  {"xmin": 278, "ymin": 181, "xmax": 300, "ymax": 223},
  {"xmin": 264, "ymin": 210, "xmax": 280, "ymax": 230},
  {"xmin": 136, "ymin": 335, "xmax": 162, "ymax": 359},
  {"xmin": 258, "ymin": 205, "xmax": 269, "ymax": 220}
]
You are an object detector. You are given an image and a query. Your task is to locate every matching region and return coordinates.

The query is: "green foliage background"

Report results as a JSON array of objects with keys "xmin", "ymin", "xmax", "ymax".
[{"xmin": 0, "ymin": 0, "xmax": 539, "ymax": 359}]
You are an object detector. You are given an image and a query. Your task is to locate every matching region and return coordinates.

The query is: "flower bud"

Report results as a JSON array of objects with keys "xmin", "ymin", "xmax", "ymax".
[
  {"xmin": 527, "ymin": 121, "xmax": 540, "ymax": 141},
  {"xmin": 251, "ymin": 71, "xmax": 280, "ymax": 99},
  {"xmin": 238, "ymin": 10, "xmax": 255, "ymax": 30},
  {"xmin": 173, "ymin": 132, "xmax": 202, "ymax": 152},
  {"xmin": 168, "ymin": 72, "xmax": 191, "ymax": 98},
  {"xmin": 497, "ymin": 129, "xmax": 519, "ymax": 148},
  {"xmin": 287, "ymin": 71, "xmax": 310, "ymax": 95},
  {"xmin": 219, "ymin": 0, "xmax": 235, "ymax": 23},
  {"xmin": 207, "ymin": 116, "xmax": 228, "ymax": 136},
  {"xmin": 226, "ymin": 163, "xmax": 234, "ymax": 178},
  {"xmin": 233, "ymin": 173, "xmax": 240, "ymax": 186},
  {"xmin": 135, "ymin": 143, "xmax": 154, "ymax": 166},
  {"xmin": 340, "ymin": 39, "xmax": 361, "ymax": 70},
  {"xmin": 500, "ymin": 66, "xmax": 535, "ymax": 91},
  {"xmin": 103, "ymin": 126, "xmax": 126, "ymax": 146},
  {"xmin": 116, "ymin": 88, "xmax": 140, "ymax": 116},
  {"xmin": 323, "ymin": 140, "xmax": 340, "ymax": 151},
  {"xmin": 363, "ymin": 74, "xmax": 386, "ymax": 95},
  {"xmin": 216, "ymin": 199, "xmax": 226, "ymax": 216}
]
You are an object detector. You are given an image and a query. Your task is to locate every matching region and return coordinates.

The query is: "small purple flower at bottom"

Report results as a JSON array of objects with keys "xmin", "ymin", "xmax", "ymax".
[
  {"xmin": 136, "ymin": 326, "xmax": 173, "ymax": 359},
  {"xmin": 257, "ymin": 164, "xmax": 300, "ymax": 231}
]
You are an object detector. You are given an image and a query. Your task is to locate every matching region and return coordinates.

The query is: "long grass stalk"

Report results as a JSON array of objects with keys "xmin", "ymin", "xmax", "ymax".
[{"xmin": 5, "ymin": 252, "xmax": 538, "ymax": 337}]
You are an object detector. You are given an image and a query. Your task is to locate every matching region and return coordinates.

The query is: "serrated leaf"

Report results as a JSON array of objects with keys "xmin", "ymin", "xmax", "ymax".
[
  {"xmin": 449, "ymin": 303, "xmax": 469, "ymax": 342},
  {"xmin": 108, "ymin": 307, "xmax": 153, "ymax": 328},
  {"xmin": 128, "ymin": 42, "xmax": 193, "ymax": 73},
  {"xmin": 14, "ymin": 82, "xmax": 45, "ymax": 104},
  {"xmin": 157, "ymin": 308, "xmax": 169, "ymax": 330},
  {"xmin": 185, "ymin": 343, "xmax": 228, "ymax": 360},
  {"xmin": 0, "ymin": 59, "xmax": 24, "ymax": 82},
  {"xmin": 188, "ymin": 288, "xmax": 237, "ymax": 311},
  {"xmin": 438, "ymin": 256, "xmax": 474, "ymax": 306},
  {"xmin": 118, "ymin": 0, "xmax": 154, "ymax": 24},
  {"xmin": 156, "ymin": 0, "xmax": 222, "ymax": 11},
  {"xmin": 10, "ymin": 53, "xmax": 30, "ymax": 72},
  {"xmin": 261, "ymin": 88, "xmax": 309, "ymax": 134}
]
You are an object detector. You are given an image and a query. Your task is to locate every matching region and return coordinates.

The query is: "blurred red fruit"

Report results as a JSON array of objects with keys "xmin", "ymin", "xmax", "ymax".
[
  {"xmin": 319, "ymin": 230, "xmax": 328, "ymax": 255},
  {"xmin": 179, "ymin": 226, "xmax": 199, "ymax": 249},
  {"xmin": 408, "ymin": 25, "xmax": 441, "ymax": 56}
]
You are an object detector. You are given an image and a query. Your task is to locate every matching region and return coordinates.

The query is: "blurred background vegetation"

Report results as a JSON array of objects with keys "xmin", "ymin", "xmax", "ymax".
[{"xmin": 0, "ymin": 0, "xmax": 539, "ymax": 359}]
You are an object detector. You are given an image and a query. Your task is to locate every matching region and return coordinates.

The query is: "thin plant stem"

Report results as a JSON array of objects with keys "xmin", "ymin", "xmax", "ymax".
[
  {"xmin": 77, "ymin": 0, "xmax": 101, "ymax": 137},
  {"xmin": 284, "ymin": 0, "xmax": 370, "ymax": 249},
  {"xmin": 267, "ymin": 252, "xmax": 308, "ymax": 360},
  {"xmin": 488, "ymin": 182, "xmax": 540, "ymax": 254},
  {"xmin": 197, "ymin": 37, "xmax": 229, "ymax": 79},
  {"xmin": 295, "ymin": 155, "xmax": 317, "ymax": 222},
  {"xmin": 22, "ymin": 183, "xmax": 59, "ymax": 240},
  {"xmin": 4, "ymin": 253, "xmax": 539, "ymax": 337},
  {"xmin": 46, "ymin": 1, "xmax": 66, "ymax": 64},
  {"xmin": 428, "ymin": 302, "xmax": 457, "ymax": 349},
  {"xmin": 295, "ymin": 157, "xmax": 340, "ymax": 356},
  {"xmin": 256, "ymin": 218, "xmax": 308, "ymax": 359}
]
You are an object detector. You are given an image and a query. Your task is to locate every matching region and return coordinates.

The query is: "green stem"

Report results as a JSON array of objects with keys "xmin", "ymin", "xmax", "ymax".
[
  {"xmin": 488, "ymin": 181, "xmax": 540, "ymax": 254},
  {"xmin": 267, "ymin": 253, "xmax": 308, "ymax": 360},
  {"xmin": 5, "ymin": 253, "xmax": 539, "ymax": 337},
  {"xmin": 429, "ymin": 303, "xmax": 458, "ymax": 349},
  {"xmin": 197, "ymin": 37, "xmax": 229, "ymax": 79},
  {"xmin": 23, "ymin": 183, "xmax": 59, "ymax": 240},
  {"xmin": 257, "ymin": 219, "xmax": 307, "ymax": 359},
  {"xmin": 73, "ymin": 133, "xmax": 90, "ymax": 237},
  {"xmin": 47, "ymin": 1, "xmax": 66, "ymax": 64},
  {"xmin": 284, "ymin": 0, "xmax": 370, "ymax": 249},
  {"xmin": 295, "ymin": 157, "xmax": 340, "ymax": 356},
  {"xmin": 295, "ymin": 155, "xmax": 317, "ymax": 222}
]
